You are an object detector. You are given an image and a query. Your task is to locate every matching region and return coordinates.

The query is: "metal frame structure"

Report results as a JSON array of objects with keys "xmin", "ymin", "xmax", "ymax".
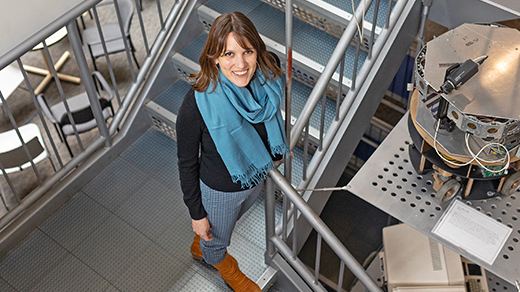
[
  {"xmin": 0, "ymin": 0, "xmax": 188, "ymax": 253},
  {"xmin": 0, "ymin": 0, "xmax": 459, "ymax": 291},
  {"xmin": 258, "ymin": 0, "xmax": 424, "ymax": 290}
]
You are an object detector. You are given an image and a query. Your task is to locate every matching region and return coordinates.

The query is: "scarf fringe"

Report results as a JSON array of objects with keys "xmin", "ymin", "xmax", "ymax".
[
  {"xmin": 232, "ymin": 161, "xmax": 274, "ymax": 189},
  {"xmin": 231, "ymin": 142, "xmax": 288, "ymax": 189},
  {"xmin": 270, "ymin": 143, "xmax": 288, "ymax": 156}
]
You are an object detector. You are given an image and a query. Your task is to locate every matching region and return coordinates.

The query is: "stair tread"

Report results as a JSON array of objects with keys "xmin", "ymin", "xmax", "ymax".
[
  {"xmin": 178, "ymin": 33, "xmax": 207, "ymax": 65},
  {"xmin": 322, "ymin": 0, "xmax": 393, "ymax": 29},
  {"xmin": 152, "ymin": 79, "xmax": 191, "ymax": 116},
  {"xmin": 204, "ymin": 0, "xmax": 262, "ymax": 17},
  {"xmin": 199, "ymin": 1, "xmax": 367, "ymax": 79}
]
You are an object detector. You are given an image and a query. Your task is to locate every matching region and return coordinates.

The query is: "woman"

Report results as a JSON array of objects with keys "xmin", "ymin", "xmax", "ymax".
[{"xmin": 176, "ymin": 11, "xmax": 287, "ymax": 292}]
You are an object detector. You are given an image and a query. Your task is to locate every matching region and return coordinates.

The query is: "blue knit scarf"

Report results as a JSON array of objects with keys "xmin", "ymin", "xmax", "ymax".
[{"xmin": 195, "ymin": 69, "xmax": 287, "ymax": 188}]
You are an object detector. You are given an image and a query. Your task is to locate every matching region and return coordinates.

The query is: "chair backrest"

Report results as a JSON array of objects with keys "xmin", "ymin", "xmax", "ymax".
[
  {"xmin": 0, "ymin": 123, "xmax": 48, "ymax": 174},
  {"xmin": 117, "ymin": 0, "xmax": 135, "ymax": 35},
  {"xmin": 37, "ymin": 94, "xmax": 57, "ymax": 124},
  {"xmin": 0, "ymin": 137, "xmax": 43, "ymax": 170}
]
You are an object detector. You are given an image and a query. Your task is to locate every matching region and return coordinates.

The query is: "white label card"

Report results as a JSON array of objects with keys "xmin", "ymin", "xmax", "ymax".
[{"xmin": 431, "ymin": 199, "xmax": 512, "ymax": 265}]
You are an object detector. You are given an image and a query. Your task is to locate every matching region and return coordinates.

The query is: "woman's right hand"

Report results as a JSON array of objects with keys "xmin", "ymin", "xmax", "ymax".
[{"xmin": 192, "ymin": 217, "xmax": 213, "ymax": 241}]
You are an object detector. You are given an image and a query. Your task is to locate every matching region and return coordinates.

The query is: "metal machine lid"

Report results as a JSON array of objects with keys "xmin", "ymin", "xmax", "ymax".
[{"xmin": 424, "ymin": 23, "xmax": 520, "ymax": 120}]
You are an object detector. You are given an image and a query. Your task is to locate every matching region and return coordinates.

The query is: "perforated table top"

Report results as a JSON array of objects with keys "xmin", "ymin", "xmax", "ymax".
[{"xmin": 348, "ymin": 112, "xmax": 520, "ymax": 286}]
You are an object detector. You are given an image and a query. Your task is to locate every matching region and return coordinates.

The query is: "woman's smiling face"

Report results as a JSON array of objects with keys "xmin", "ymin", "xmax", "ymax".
[{"xmin": 215, "ymin": 33, "xmax": 258, "ymax": 87}]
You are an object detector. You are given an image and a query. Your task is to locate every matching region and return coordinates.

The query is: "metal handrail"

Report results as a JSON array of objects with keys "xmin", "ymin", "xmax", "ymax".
[
  {"xmin": 274, "ymin": 0, "xmax": 409, "ymax": 238},
  {"xmin": 268, "ymin": 0, "xmax": 411, "ymax": 289},
  {"xmin": 290, "ymin": 0, "xmax": 409, "ymax": 191},
  {"xmin": 0, "ymin": 0, "xmax": 102, "ymax": 70},
  {"xmin": 267, "ymin": 168, "xmax": 383, "ymax": 292},
  {"xmin": 289, "ymin": 0, "xmax": 374, "ymax": 151},
  {"xmin": 0, "ymin": 0, "xmax": 187, "ymax": 231}
]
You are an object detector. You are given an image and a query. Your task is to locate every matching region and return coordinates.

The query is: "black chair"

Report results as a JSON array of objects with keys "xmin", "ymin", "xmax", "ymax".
[{"xmin": 37, "ymin": 72, "xmax": 115, "ymax": 157}]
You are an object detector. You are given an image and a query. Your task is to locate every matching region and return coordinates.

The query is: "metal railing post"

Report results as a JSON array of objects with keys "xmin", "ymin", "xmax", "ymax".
[
  {"xmin": 336, "ymin": 55, "xmax": 345, "ymax": 121},
  {"xmin": 351, "ymin": 32, "xmax": 361, "ymax": 91},
  {"xmin": 416, "ymin": 0, "xmax": 433, "ymax": 49},
  {"xmin": 284, "ymin": 0, "xmax": 293, "ymax": 184},
  {"xmin": 314, "ymin": 234, "xmax": 322, "ymax": 284},
  {"xmin": 289, "ymin": 0, "xmax": 374, "ymax": 150},
  {"xmin": 91, "ymin": 6, "xmax": 122, "ymax": 106},
  {"xmin": 0, "ymin": 92, "xmax": 42, "ymax": 185},
  {"xmin": 319, "ymin": 88, "xmax": 327, "ymax": 151},
  {"xmin": 269, "ymin": 168, "xmax": 383, "ymax": 292},
  {"xmin": 113, "ymin": 0, "xmax": 137, "ymax": 81},
  {"xmin": 16, "ymin": 58, "xmax": 64, "ymax": 169},
  {"xmin": 265, "ymin": 176, "xmax": 276, "ymax": 264},
  {"xmin": 368, "ymin": 0, "xmax": 380, "ymax": 59},
  {"xmin": 133, "ymin": 0, "xmax": 150, "ymax": 55},
  {"xmin": 66, "ymin": 20, "xmax": 112, "ymax": 149}
]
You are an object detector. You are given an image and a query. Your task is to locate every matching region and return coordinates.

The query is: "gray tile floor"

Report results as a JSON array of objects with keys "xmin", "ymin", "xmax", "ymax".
[{"xmin": 0, "ymin": 128, "xmax": 274, "ymax": 291}]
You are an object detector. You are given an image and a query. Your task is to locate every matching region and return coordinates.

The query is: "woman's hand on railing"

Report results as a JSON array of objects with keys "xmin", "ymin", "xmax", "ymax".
[
  {"xmin": 274, "ymin": 151, "xmax": 294, "ymax": 167},
  {"xmin": 192, "ymin": 217, "xmax": 213, "ymax": 241}
]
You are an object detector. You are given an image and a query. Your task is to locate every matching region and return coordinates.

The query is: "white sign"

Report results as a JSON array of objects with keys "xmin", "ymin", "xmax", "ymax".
[{"xmin": 432, "ymin": 199, "xmax": 512, "ymax": 265}]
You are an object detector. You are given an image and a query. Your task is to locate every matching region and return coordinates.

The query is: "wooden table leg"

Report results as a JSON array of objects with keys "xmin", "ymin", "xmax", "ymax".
[{"xmin": 22, "ymin": 51, "xmax": 81, "ymax": 95}]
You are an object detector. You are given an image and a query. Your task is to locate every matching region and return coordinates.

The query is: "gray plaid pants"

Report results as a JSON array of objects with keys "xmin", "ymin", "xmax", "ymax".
[{"xmin": 199, "ymin": 180, "xmax": 263, "ymax": 265}]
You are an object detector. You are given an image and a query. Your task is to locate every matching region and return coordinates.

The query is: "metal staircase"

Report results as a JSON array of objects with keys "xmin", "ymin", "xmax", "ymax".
[
  {"xmin": 146, "ymin": 0, "xmax": 422, "ymax": 290},
  {"xmin": 0, "ymin": 0, "xmax": 424, "ymax": 290}
]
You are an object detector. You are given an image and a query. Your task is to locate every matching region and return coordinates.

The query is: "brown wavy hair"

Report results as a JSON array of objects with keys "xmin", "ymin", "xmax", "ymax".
[{"xmin": 190, "ymin": 11, "xmax": 282, "ymax": 92}]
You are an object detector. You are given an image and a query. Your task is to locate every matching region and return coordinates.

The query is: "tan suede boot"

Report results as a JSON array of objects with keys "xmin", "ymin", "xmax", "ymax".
[
  {"xmin": 190, "ymin": 234, "xmax": 203, "ymax": 260},
  {"xmin": 213, "ymin": 253, "xmax": 261, "ymax": 292}
]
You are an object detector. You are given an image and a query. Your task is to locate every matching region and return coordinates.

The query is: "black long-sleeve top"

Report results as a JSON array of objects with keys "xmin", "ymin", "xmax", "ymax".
[{"xmin": 176, "ymin": 88, "xmax": 283, "ymax": 220}]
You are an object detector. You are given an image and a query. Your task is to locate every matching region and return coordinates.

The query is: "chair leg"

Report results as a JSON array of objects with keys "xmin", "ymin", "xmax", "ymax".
[
  {"xmin": 53, "ymin": 124, "xmax": 63, "ymax": 142},
  {"xmin": 48, "ymin": 157, "xmax": 56, "ymax": 172},
  {"xmin": 88, "ymin": 46, "xmax": 98, "ymax": 71},
  {"xmin": 129, "ymin": 38, "xmax": 140, "ymax": 69},
  {"xmin": 109, "ymin": 101, "xmax": 115, "ymax": 116},
  {"xmin": 64, "ymin": 137, "xmax": 74, "ymax": 158},
  {"xmin": 0, "ymin": 182, "xmax": 10, "ymax": 212},
  {"xmin": 80, "ymin": 15, "xmax": 86, "ymax": 29},
  {"xmin": 92, "ymin": 58, "xmax": 98, "ymax": 71},
  {"xmin": 58, "ymin": 126, "xmax": 74, "ymax": 158}
]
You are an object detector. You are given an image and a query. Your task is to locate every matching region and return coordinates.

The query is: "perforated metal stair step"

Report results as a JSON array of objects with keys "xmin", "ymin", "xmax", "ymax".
[
  {"xmin": 203, "ymin": 0, "xmax": 367, "ymax": 81},
  {"xmin": 320, "ymin": 0, "xmax": 393, "ymax": 29}
]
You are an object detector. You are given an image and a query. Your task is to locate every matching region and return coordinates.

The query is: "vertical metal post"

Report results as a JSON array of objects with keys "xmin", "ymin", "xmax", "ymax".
[
  {"xmin": 42, "ymin": 41, "xmax": 84, "ymax": 153},
  {"xmin": 282, "ymin": 193, "xmax": 288, "ymax": 241},
  {"xmin": 368, "ymin": 0, "xmax": 380, "ymax": 59},
  {"xmin": 351, "ymin": 33, "xmax": 361, "ymax": 91},
  {"xmin": 283, "ymin": 0, "xmax": 294, "ymax": 246},
  {"xmin": 292, "ymin": 207, "xmax": 298, "ymax": 258},
  {"xmin": 113, "ymin": 0, "xmax": 137, "ymax": 82},
  {"xmin": 319, "ymin": 89, "xmax": 326, "ymax": 151},
  {"xmin": 155, "ymin": 0, "xmax": 165, "ymax": 30},
  {"xmin": 265, "ymin": 176, "xmax": 276, "ymax": 264},
  {"xmin": 92, "ymin": 7, "xmax": 122, "ymax": 106},
  {"xmin": 303, "ymin": 121, "xmax": 309, "ymax": 181},
  {"xmin": 0, "ymin": 93, "xmax": 42, "ymax": 184},
  {"xmin": 314, "ymin": 234, "xmax": 322, "ymax": 284},
  {"xmin": 133, "ymin": 0, "xmax": 150, "ymax": 55},
  {"xmin": 336, "ymin": 55, "xmax": 345, "ymax": 121},
  {"xmin": 337, "ymin": 261, "xmax": 345, "ymax": 292},
  {"xmin": 284, "ymin": 0, "xmax": 293, "ymax": 184},
  {"xmin": 385, "ymin": 0, "xmax": 392, "ymax": 28},
  {"xmin": 66, "ymin": 21, "xmax": 112, "ymax": 149},
  {"xmin": 17, "ymin": 58, "xmax": 64, "ymax": 169},
  {"xmin": 416, "ymin": 0, "xmax": 433, "ymax": 49},
  {"xmin": 402, "ymin": 50, "xmax": 412, "ymax": 106},
  {"xmin": 0, "ymin": 160, "xmax": 20, "ymax": 207}
]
